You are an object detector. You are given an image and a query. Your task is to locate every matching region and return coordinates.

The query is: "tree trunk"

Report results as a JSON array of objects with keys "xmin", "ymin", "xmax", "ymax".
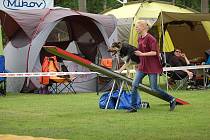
[
  {"xmin": 78, "ymin": 0, "xmax": 86, "ymax": 12},
  {"xmin": 103, "ymin": 0, "xmax": 107, "ymax": 10},
  {"xmin": 172, "ymin": 0, "xmax": 176, "ymax": 5},
  {"xmin": 201, "ymin": 0, "xmax": 209, "ymax": 13}
]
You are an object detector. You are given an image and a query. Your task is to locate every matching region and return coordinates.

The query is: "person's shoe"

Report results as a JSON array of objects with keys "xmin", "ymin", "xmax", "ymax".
[
  {"xmin": 127, "ymin": 108, "xmax": 137, "ymax": 113},
  {"xmin": 169, "ymin": 98, "xmax": 176, "ymax": 111},
  {"xmin": 141, "ymin": 102, "xmax": 150, "ymax": 109}
]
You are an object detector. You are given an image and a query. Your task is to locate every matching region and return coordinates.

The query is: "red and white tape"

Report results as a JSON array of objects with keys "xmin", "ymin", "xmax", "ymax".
[
  {"xmin": 0, "ymin": 72, "xmax": 99, "ymax": 78},
  {"xmin": 1, "ymin": 65, "xmax": 209, "ymax": 77},
  {"xmin": 163, "ymin": 65, "xmax": 210, "ymax": 71}
]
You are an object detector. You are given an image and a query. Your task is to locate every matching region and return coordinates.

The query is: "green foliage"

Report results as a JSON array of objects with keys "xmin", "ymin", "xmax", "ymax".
[
  {"xmin": 54, "ymin": 0, "xmax": 121, "ymax": 13},
  {"xmin": 0, "ymin": 90, "xmax": 210, "ymax": 140},
  {"xmin": 87, "ymin": 0, "xmax": 104, "ymax": 13},
  {"xmin": 175, "ymin": 0, "xmax": 201, "ymax": 12},
  {"xmin": 106, "ymin": 0, "xmax": 122, "ymax": 9},
  {"xmin": 55, "ymin": 0, "xmax": 78, "ymax": 10},
  {"xmin": 54, "ymin": 0, "xmax": 205, "ymax": 13}
]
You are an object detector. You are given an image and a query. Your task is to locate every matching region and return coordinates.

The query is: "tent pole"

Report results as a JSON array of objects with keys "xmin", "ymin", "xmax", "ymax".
[
  {"xmin": 160, "ymin": 11, "xmax": 169, "ymax": 91},
  {"xmin": 130, "ymin": 3, "xmax": 142, "ymax": 45}
]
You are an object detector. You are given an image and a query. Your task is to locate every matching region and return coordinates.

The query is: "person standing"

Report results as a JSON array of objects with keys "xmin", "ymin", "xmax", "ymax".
[{"xmin": 128, "ymin": 20, "xmax": 176, "ymax": 113}]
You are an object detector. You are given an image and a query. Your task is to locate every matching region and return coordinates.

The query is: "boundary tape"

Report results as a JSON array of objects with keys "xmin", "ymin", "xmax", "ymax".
[{"xmin": 0, "ymin": 72, "xmax": 99, "ymax": 77}]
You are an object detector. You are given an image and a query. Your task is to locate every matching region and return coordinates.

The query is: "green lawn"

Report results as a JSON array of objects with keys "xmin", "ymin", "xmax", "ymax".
[{"xmin": 0, "ymin": 89, "xmax": 210, "ymax": 140}]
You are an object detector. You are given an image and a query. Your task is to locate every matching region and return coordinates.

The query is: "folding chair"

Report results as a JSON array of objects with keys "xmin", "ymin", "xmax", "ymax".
[
  {"xmin": 161, "ymin": 51, "xmax": 190, "ymax": 90},
  {"xmin": 40, "ymin": 56, "xmax": 76, "ymax": 94},
  {"xmin": 0, "ymin": 55, "xmax": 6, "ymax": 96},
  {"xmin": 48, "ymin": 77, "xmax": 76, "ymax": 94},
  {"xmin": 204, "ymin": 51, "xmax": 210, "ymax": 88},
  {"xmin": 205, "ymin": 69, "xmax": 210, "ymax": 88},
  {"xmin": 168, "ymin": 71, "xmax": 190, "ymax": 90},
  {"xmin": 100, "ymin": 58, "xmax": 112, "ymax": 69},
  {"xmin": 99, "ymin": 58, "xmax": 114, "ymax": 91}
]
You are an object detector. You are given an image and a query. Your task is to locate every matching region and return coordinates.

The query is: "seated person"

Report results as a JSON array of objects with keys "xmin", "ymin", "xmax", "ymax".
[
  {"xmin": 204, "ymin": 48, "xmax": 210, "ymax": 68},
  {"xmin": 204, "ymin": 49, "xmax": 210, "ymax": 86},
  {"xmin": 168, "ymin": 49, "xmax": 194, "ymax": 83}
]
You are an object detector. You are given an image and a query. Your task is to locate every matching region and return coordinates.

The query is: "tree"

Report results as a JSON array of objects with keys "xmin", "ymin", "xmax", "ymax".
[
  {"xmin": 87, "ymin": 0, "xmax": 104, "ymax": 13},
  {"xmin": 103, "ymin": 0, "xmax": 107, "ymax": 10},
  {"xmin": 55, "ymin": 0, "xmax": 78, "ymax": 10},
  {"xmin": 54, "ymin": 0, "xmax": 121, "ymax": 13},
  {"xmin": 79, "ymin": 0, "xmax": 87, "ymax": 12},
  {"xmin": 175, "ymin": 0, "xmax": 201, "ymax": 12},
  {"xmin": 54, "ymin": 0, "xmax": 207, "ymax": 13},
  {"xmin": 201, "ymin": 0, "xmax": 209, "ymax": 13}
]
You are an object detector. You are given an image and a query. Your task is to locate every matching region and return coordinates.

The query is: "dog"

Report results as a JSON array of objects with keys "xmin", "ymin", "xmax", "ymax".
[
  {"xmin": 108, "ymin": 42, "xmax": 140, "ymax": 64},
  {"xmin": 108, "ymin": 42, "xmax": 140, "ymax": 73}
]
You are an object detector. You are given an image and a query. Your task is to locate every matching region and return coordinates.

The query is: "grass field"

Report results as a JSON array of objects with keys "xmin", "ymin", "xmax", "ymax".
[{"xmin": 0, "ymin": 89, "xmax": 210, "ymax": 140}]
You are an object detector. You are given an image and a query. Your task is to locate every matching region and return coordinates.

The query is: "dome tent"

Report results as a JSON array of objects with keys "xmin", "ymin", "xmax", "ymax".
[
  {"xmin": 0, "ymin": 8, "xmax": 117, "ymax": 92},
  {"xmin": 103, "ymin": 2, "xmax": 143, "ymax": 42},
  {"xmin": 129, "ymin": 2, "xmax": 210, "ymax": 59},
  {"xmin": 104, "ymin": 1, "xmax": 210, "ymax": 59},
  {"xmin": 103, "ymin": 1, "xmax": 193, "ymax": 43}
]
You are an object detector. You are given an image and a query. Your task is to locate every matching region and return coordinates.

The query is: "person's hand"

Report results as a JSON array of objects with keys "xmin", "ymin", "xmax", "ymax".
[
  {"xmin": 134, "ymin": 50, "xmax": 144, "ymax": 56},
  {"xmin": 115, "ymin": 70, "xmax": 121, "ymax": 73},
  {"xmin": 187, "ymin": 71, "xmax": 193, "ymax": 79},
  {"xmin": 181, "ymin": 53, "xmax": 187, "ymax": 58}
]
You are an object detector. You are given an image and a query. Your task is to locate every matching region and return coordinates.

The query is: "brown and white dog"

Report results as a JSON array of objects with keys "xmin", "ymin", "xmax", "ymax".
[{"xmin": 108, "ymin": 42, "xmax": 140, "ymax": 73}]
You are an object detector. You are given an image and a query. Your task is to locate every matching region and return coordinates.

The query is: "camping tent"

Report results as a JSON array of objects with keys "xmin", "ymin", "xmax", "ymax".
[
  {"xmin": 103, "ymin": 2, "xmax": 142, "ymax": 42},
  {"xmin": 103, "ymin": 1, "xmax": 194, "ymax": 43},
  {"xmin": 0, "ymin": 8, "xmax": 117, "ymax": 92},
  {"xmin": 152, "ymin": 11, "xmax": 210, "ymax": 59},
  {"xmin": 104, "ymin": 1, "xmax": 210, "ymax": 59}
]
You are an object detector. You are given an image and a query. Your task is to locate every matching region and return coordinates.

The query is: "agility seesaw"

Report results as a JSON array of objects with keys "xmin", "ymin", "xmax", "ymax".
[{"xmin": 44, "ymin": 46, "xmax": 189, "ymax": 105}]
